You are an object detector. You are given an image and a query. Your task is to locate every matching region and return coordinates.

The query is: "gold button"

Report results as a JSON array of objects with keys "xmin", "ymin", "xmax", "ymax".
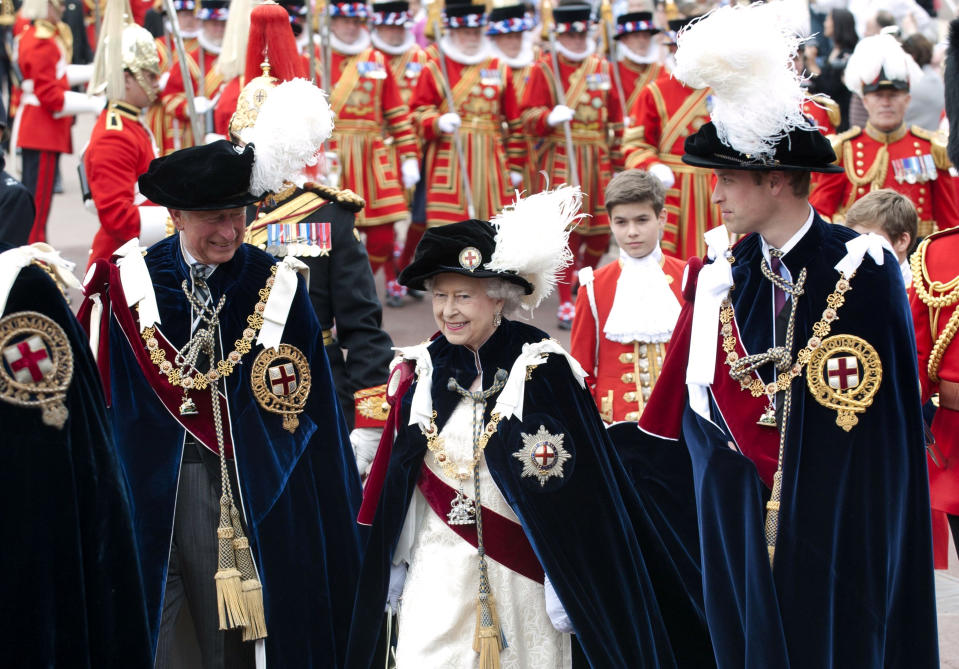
[
  {"xmin": 855, "ymin": 151, "xmax": 864, "ymax": 158},
  {"xmin": 916, "ymin": 150, "xmax": 923, "ymax": 155},
  {"xmin": 638, "ymin": 347, "xmax": 648, "ymax": 359},
  {"xmin": 919, "ymin": 197, "xmax": 925, "ymax": 204},
  {"xmin": 857, "ymin": 187, "xmax": 866, "ymax": 194},
  {"xmin": 918, "ymin": 207, "xmax": 924, "ymax": 214},
  {"xmin": 618, "ymin": 352, "xmax": 634, "ymax": 364},
  {"xmin": 856, "ymin": 142, "xmax": 864, "ymax": 148},
  {"xmin": 914, "ymin": 141, "xmax": 921, "ymax": 147},
  {"xmin": 621, "ymin": 372, "xmax": 635, "ymax": 384},
  {"xmin": 855, "ymin": 160, "xmax": 864, "ymax": 167},
  {"xmin": 624, "ymin": 391, "xmax": 637, "ymax": 402},
  {"xmin": 624, "ymin": 411, "xmax": 640, "ymax": 421},
  {"xmin": 381, "ymin": 402, "xmax": 390, "ymax": 413}
]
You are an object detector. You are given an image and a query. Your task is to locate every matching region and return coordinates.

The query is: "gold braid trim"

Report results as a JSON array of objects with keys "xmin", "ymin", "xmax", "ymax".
[
  {"xmin": 910, "ymin": 238, "xmax": 959, "ymax": 382},
  {"xmin": 304, "ymin": 182, "xmax": 366, "ymax": 213},
  {"xmin": 911, "ymin": 125, "xmax": 953, "ymax": 170},
  {"xmin": 843, "ymin": 139, "xmax": 889, "ymax": 190},
  {"xmin": 827, "ymin": 126, "xmax": 861, "ymax": 165}
]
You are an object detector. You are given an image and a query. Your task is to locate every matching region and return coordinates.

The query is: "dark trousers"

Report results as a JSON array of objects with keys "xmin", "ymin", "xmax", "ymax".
[
  {"xmin": 20, "ymin": 148, "xmax": 58, "ymax": 244},
  {"xmin": 154, "ymin": 461, "xmax": 254, "ymax": 669}
]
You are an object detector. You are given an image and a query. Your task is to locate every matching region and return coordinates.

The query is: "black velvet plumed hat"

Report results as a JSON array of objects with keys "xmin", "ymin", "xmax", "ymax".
[
  {"xmin": 138, "ymin": 140, "xmax": 261, "ymax": 210},
  {"xmin": 683, "ymin": 121, "xmax": 844, "ymax": 173},
  {"xmin": 398, "ymin": 219, "xmax": 534, "ymax": 293}
]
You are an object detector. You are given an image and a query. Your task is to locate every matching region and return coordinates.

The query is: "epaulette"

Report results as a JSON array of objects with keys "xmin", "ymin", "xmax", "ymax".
[
  {"xmin": 807, "ymin": 93, "xmax": 840, "ymax": 129},
  {"xmin": 827, "ymin": 126, "xmax": 861, "ymax": 164},
  {"xmin": 923, "ymin": 225, "xmax": 959, "ymax": 242},
  {"xmin": 911, "ymin": 125, "xmax": 952, "ymax": 170},
  {"xmin": 33, "ymin": 20, "xmax": 55, "ymax": 39},
  {"xmin": 304, "ymin": 182, "xmax": 366, "ymax": 213}
]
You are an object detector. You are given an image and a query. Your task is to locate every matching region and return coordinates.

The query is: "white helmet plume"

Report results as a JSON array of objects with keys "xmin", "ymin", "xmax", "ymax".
[
  {"xmin": 672, "ymin": 3, "xmax": 812, "ymax": 161},
  {"xmin": 248, "ymin": 78, "xmax": 335, "ymax": 196},
  {"xmin": 486, "ymin": 185, "xmax": 585, "ymax": 312},
  {"xmin": 843, "ymin": 33, "xmax": 922, "ymax": 97}
]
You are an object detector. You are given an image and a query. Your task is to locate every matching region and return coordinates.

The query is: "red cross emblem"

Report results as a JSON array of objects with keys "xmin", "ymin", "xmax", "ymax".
[
  {"xmin": 3, "ymin": 335, "xmax": 53, "ymax": 384},
  {"xmin": 826, "ymin": 355, "xmax": 860, "ymax": 390},
  {"xmin": 532, "ymin": 440, "xmax": 556, "ymax": 470},
  {"xmin": 458, "ymin": 246, "xmax": 482, "ymax": 271},
  {"xmin": 268, "ymin": 362, "xmax": 298, "ymax": 396}
]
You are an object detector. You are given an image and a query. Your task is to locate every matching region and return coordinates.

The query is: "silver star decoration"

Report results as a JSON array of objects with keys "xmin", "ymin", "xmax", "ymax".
[{"xmin": 513, "ymin": 425, "xmax": 571, "ymax": 487}]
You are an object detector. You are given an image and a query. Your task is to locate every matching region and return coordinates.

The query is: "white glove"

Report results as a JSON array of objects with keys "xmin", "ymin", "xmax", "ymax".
[
  {"xmin": 56, "ymin": 91, "xmax": 105, "ymax": 117},
  {"xmin": 386, "ymin": 562, "xmax": 408, "ymax": 613},
  {"xmin": 509, "ymin": 171, "xmax": 523, "ymax": 188},
  {"xmin": 437, "ymin": 112, "xmax": 462, "ymax": 134},
  {"xmin": 350, "ymin": 427, "xmax": 382, "ymax": 478},
  {"xmin": 401, "ymin": 158, "xmax": 421, "ymax": 188},
  {"xmin": 648, "ymin": 162, "xmax": 676, "ymax": 190},
  {"xmin": 546, "ymin": 104, "xmax": 575, "ymax": 127},
  {"xmin": 66, "ymin": 63, "xmax": 94, "ymax": 86},
  {"xmin": 544, "ymin": 575, "xmax": 575, "ymax": 634},
  {"xmin": 191, "ymin": 95, "xmax": 215, "ymax": 115}
]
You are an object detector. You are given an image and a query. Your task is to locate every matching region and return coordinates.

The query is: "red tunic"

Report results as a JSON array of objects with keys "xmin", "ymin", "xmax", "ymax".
[
  {"xmin": 16, "ymin": 20, "xmax": 73, "ymax": 154},
  {"xmin": 520, "ymin": 52, "xmax": 624, "ymax": 235},
  {"xmin": 85, "ymin": 102, "xmax": 159, "ymax": 265},
  {"xmin": 810, "ymin": 123, "xmax": 959, "ymax": 237},
  {"xmin": 623, "ymin": 72, "xmax": 721, "ymax": 260},
  {"xmin": 317, "ymin": 45, "xmax": 419, "ymax": 227},
  {"xmin": 619, "ymin": 59, "xmax": 660, "ymax": 128},
  {"xmin": 507, "ymin": 59, "xmax": 538, "ymax": 187},
  {"xmin": 411, "ymin": 46, "xmax": 524, "ymax": 225},
  {"xmin": 213, "ymin": 76, "xmax": 240, "ymax": 138},
  {"xmin": 380, "ymin": 44, "xmax": 428, "ymax": 108},
  {"xmin": 910, "ymin": 228, "xmax": 959, "ymax": 516},
  {"xmin": 570, "ymin": 253, "xmax": 685, "ymax": 422}
]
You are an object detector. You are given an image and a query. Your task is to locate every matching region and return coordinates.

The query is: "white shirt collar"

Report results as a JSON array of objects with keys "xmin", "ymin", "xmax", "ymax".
[{"xmin": 760, "ymin": 204, "xmax": 814, "ymax": 265}]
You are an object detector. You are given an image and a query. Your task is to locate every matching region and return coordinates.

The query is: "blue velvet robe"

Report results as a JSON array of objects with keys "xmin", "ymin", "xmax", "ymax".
[
  {"xmin": 659, "ymin": 215, "xmax": 939, "ymax": 667},
  {"xmin": 0, "ymin": 255, "xmax": 152, "ymax": 667},
  {"xmin": 103, "ymin": 237, "xmax": 363, "ymax": 667},
  {"xmin": 347, "ymin": 319, "xmax": 712, "ymax": 668}
]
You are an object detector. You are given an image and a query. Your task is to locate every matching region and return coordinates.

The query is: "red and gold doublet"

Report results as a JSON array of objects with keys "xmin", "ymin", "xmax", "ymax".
[
  {"xmin": 381, "ymin": 44, "xmax": 428, "ymax": 107},
  {"xmin": 86, "ymin": 102, "xmax": 159, "ymax": 265},
  {"xmin": 411, "ymin": 47, "xmax": 524, "ymax": 225},
  {"xmin": 619, "ymin": 59, "xmax": 660, "ymax": 127},
  {"xmin": 319, "ymin": 46, "xmax": 418, "ymax": 227},
  {"xmin": 623, "ymin": 73, "xmax": 721, "ymax": 259},
  {"xmin": 159, "ymin": 44, "xmax": 222, "ymax": 153},
  {"xmin": 15, "ymin": 19, "xmax": 73, "ymax": 154},
  {"xmin": 570, "ymin": 254, "xmax": 685, "ymax": 422},
  {"xmin": 810, "ymin": 123, "xmax": 958, "ymax": 236},
  {"xmin": 506, "ymin": 56, "xmax": 538, "ymax": 186},
  {"xmin": 521, "ymin": 52, "xmax": 624, "ymax": 234}
]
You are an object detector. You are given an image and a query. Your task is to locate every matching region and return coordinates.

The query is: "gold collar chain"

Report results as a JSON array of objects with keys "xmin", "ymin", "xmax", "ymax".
[
  {"xmin": 722, "ymin": 271, "xmax": 854, "ymax": 399},
  {"xmin": 141, "ymin": 265, "xmax": 278, "ymax": 390},
  {"xmin": 424, "ymin": 410, "xmax": 504, "ymax": 482}
]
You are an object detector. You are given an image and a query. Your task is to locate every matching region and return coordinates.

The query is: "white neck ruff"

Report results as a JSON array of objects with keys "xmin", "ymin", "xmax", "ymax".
[
  {"xmin": 371, "ymin": 29, "xmax": 416, "ymax": 55},
  {"xmin": 439, "ymin": 34, "xmax": 491, "ymax": 65},
  {"xmin": 197, "ymin": 31, "xmax": 222, "ymax": 55},
  {"xmin": 619, "ymin": 40, "xmax": 659, "ymax": 65},
  {"xmin": 331, "ymin": 30, "xmax": 371, "ymax": 55},
  {"xmin": 604, "ymin": 246, "xmax": 680, "ymax": 343},
  {"xmin": 554, "ymin": 38, "xmax": 595, "ymax": 63}
]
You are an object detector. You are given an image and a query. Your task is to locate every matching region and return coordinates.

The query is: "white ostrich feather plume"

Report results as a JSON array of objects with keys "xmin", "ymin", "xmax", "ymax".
[
  {"xmin": 843, "ymin": 33, "xmax": 923, "ymax": 97},
  {"xmin": 248, "ymin": 78, "xmax": 335, "ymax": 196},
  {"xmin": 486, "ymin": 184, "xmax": 585, "ymax": 311},
  {"xmin": 672, "ymin": 3, "xmax": 812, "ymax": 160}
]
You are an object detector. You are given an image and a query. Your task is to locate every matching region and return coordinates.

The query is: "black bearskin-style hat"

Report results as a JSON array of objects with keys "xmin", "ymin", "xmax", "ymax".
[
  {"xmin": 399, "ymin": 219, "xmax": 535, "ymax": 293},
  {"xmin": 675, "ymin": 4, "xmax": 843, "ymax": 173},
  {"xmin": 138, "ymin": 141, "xmax": 260, "ymax": 210}
]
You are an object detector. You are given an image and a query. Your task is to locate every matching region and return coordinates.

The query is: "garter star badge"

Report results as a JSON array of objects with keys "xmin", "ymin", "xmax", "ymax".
[
  {"xmin": 806, "ymin": 334, "xmax": 881, "ymax": 432},
  {"xmin": 0, "ymin": 311, "xmax": 73, "ymax": 429},
  {"xmin": 251, "ymin": 344, "xmax": 311, "ymax": 433},
  {"xmin": 514, "ymin": 425, "xmax": 571, "ymax": 487}
]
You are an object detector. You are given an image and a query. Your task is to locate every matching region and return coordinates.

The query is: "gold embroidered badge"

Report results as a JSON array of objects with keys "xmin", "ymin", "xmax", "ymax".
[
  {"xmin": 250, "ymin": 344, "xmax": 311, "ymax": 433},
  {"xmin": 0, "ymin": 311, "xmax": 73, "ymax": 429},
  {"xmin": 805, "ymin": 334, "xmax": 881, "ymax": 432}
]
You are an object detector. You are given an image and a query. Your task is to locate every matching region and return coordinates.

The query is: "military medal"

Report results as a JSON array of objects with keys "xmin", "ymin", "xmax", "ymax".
[
  {"xmin": 251, "ymin": 344, "xmax": 311, "ymax": 433},
  {"xmin": 513, "ymin": 425, "xmax": 571, "ymax": 487},
  {"xmin": 0, "ymin": 311, "xmax": 73, "ymax": 429}
]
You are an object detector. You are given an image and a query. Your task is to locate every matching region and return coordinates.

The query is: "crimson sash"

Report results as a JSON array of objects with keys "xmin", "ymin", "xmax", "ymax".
[{"xmin": 418, "ymin": 463, "xmax": 545, "ymax": 584}]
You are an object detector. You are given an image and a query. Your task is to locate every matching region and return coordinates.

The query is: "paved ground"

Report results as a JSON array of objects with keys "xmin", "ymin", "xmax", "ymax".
[{"xmin": 37, "ymin": 115, "xmax": 959, "ymax": 664}]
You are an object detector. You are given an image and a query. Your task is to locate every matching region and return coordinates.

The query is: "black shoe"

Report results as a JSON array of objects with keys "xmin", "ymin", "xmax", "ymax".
[{"xmin": 385, "ymin": 294, "xmax": 404, "ymax": 308}]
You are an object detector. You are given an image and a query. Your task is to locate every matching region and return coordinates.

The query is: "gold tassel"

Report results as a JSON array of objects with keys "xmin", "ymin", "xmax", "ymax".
[
  {"xmin": 215, "ymin": 496, "xmax": 248, "ymax": 630},
  {"xmin": 473, "ymin": 593, "xmax": 504, "ymax": 669},
  {"xmin": 231, "ymin": 505, "xmax": 268, "ymax": 641}
]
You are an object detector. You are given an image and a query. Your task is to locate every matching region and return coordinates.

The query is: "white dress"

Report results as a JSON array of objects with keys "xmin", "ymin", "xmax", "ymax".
[{"xmin": 394, "ymin": 390, "xmax": 572, "ymax": 669}]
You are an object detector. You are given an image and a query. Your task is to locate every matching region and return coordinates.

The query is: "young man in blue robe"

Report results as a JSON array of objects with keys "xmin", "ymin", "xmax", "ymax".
[{"xmin": 638, "ymin": 6, "xmax": 939, "ymax": 667}]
